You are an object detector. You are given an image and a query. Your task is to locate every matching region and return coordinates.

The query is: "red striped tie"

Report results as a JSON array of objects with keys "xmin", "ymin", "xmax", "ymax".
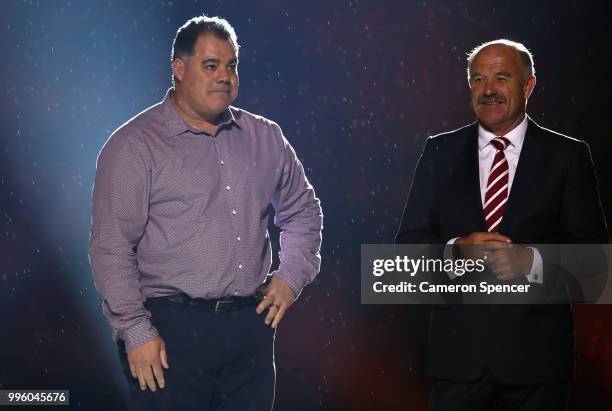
[{"xmin": 483, "ymin": 136, "xmax": 510, "ymax": 232}]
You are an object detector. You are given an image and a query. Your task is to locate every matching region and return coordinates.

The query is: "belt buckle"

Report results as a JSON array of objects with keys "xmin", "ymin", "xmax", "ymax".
[{"xmin": 214, "ymin": 299, "xmax": 233, "ymax": 312}]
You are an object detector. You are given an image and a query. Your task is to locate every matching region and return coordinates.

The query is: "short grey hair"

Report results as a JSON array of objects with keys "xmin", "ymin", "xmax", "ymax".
[{"xmin": 466, "ymin": 39, "xmax": 535, "ymax": 81}]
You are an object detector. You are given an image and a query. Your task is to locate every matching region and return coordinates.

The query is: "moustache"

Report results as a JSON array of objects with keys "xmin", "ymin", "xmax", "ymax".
[{"xmin": 478, "ymin": 94, "xmax": 506, "ymax": 104}]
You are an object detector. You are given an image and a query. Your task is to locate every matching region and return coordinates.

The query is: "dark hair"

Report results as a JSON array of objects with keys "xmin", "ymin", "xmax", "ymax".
[{"xmin": 171, "ymin": 15, "xmax": 239, "ymax": 62}]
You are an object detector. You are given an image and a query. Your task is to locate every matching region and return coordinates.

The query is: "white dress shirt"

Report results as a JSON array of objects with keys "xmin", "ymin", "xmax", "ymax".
[{"xmin": 446, "ymin": 115, "xmax": 543, "ymax": 283}]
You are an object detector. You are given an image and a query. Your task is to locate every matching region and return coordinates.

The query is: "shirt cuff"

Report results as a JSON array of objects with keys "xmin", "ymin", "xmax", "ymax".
[
  {"xmin": 120, "ymin": 320, "xmax": 160, "ymax": 353},
  {"xmin": 525, "ymin": 247, "xmax": 544, "ymax": 284},
  {"xmin": 443, "ymin": 237, "xmax": 460, "ymax": 280},
  {"xmin": 270, "ymin": 271, "xmax": 304, "ymax": 299}
]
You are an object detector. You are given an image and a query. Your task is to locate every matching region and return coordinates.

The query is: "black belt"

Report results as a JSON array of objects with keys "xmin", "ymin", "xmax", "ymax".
[{"xmin": 152, "ymin": 292, "xmax": 263, "ymax": 312}]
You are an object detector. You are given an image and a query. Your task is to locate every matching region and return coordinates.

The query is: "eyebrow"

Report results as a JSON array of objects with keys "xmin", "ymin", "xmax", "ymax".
[
  {"xmin": 200, "ymin": 58, "xmax": 238, "ymax": 65},
  {"xmin": 469, "ymin": 71, "xmax": 513, "ymax": 79}
]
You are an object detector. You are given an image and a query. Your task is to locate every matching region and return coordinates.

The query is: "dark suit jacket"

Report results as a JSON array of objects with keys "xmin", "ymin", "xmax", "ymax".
[{"xmin": 396, "ymin": 117, "xmax": 608, "ymax": 384}]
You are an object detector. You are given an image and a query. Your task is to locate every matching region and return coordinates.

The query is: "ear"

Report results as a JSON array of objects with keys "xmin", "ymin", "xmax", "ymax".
[
  {"xmin": 172, "ymin": 58, "xmax": 185, "ymax": 82},
  {"xmin": 523, "ymin": 75, "xmax": 536, "ymax": 100}
]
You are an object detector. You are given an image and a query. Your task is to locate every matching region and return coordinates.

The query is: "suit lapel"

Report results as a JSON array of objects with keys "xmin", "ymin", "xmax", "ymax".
[
  {"xmin": 460, "ymin": 125, "xmax": 488, "ymax": 232},
  {"xmin": 498, "ymin": 119, "xmax": 545, "ymax": 237}
]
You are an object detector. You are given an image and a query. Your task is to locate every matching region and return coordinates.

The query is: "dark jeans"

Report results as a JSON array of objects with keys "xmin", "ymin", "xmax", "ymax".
[
  {"xmin": 117, "ymin": 296, "xmax": 276, "ymax": 411},
  {"xmin": 430, "ymin": 369, "xmax": 569, "ymax": 411}
]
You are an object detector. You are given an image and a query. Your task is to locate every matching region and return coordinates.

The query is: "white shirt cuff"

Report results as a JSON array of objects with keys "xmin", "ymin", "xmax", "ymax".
[
  {"xmin": 525, "ymin": 247, "xmax": 544, "ymax": 284},
  {"xmin": 443, "ymin": 237, "xmax": 460, "ymax": 280}
]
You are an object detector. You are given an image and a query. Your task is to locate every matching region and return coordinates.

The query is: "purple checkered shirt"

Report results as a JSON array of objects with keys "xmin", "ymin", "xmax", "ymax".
[{"xmin": 88, "ymin": 89, "xmax": 323, "ymax": 352}]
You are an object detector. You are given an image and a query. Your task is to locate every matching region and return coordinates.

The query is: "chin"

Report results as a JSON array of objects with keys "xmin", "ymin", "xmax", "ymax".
[
  {"xmin": 477, "ymin": 117, "xmax": 506, "ymax": 131},
  {"xmin": 477, "ymin": 111, "xmax": 507, "ymax": 126}
]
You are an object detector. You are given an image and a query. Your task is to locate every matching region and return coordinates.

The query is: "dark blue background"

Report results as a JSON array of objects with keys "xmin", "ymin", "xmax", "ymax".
[{"xmin": 1, "ymin": 1, "xmax": 611, "ymax": 409}]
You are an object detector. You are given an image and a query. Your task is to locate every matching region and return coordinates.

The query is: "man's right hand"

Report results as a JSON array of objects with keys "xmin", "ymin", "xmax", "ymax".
[
  {"xmin": 454, "ymin": 232, "xmax": 512, "ymax": 260},
  {"xmin": 126, "ymin": 336, "xmax": 169, "ymax": 392}
]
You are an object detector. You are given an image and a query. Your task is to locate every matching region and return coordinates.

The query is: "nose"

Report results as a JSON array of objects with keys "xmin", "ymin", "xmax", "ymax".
[
  {"xmin": 216, "ymin": 66, "xmax": 233, "ymax": 85},
  {"xmin": 482, "ymin": 79, "xmax": 496, "ymax": 96}
]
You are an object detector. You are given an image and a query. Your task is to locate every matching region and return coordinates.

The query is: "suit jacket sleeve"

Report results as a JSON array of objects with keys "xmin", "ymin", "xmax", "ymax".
[
  {"xmin": 546, "ymin": 140, "xmax": 609, "ymax": 301},
  {"xmin": 396, "ymin": 137, "xmax": 441, "ymax": 244},
  {"xmin": 561, "ymin": 140, "xmax": 608, "ymax": 243}
]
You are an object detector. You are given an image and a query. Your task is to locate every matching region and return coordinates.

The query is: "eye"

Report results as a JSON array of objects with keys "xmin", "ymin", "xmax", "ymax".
[
  {"xmin": 203, "ymin": 64, "xmax": 217, "ymax": 71},
  {"xmin": 228, "ymin": 64, "xmax": 237, "ymax": 71}
]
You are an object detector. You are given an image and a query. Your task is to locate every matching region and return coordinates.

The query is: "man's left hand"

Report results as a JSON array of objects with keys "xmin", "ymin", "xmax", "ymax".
[
  {"xmin": 256, "ymin": 276, "xmax": 296, "ymax": 328},
  {"xmin": 485, "ymin": 246, "xmax": 534, "ymax": 281}
]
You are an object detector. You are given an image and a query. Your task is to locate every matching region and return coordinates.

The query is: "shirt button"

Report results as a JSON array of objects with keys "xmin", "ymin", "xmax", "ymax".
[
  {"xmin": 225, "ymin": 185, "xmax": 231, "ymax": 191},
  {"xmin": 236, "ymin": 236, "xmax": 241, "ymax": 241},
  {"xmin": 220, "ymin": 160, "xmax": 225, "ymax": 165},
  {"xmin": 238, "ymin": 264, "xmax": 243, "ymax": 269},
  {"xmin": 232, "ymin": 210, "xmax": 237, "ymax": 215}
]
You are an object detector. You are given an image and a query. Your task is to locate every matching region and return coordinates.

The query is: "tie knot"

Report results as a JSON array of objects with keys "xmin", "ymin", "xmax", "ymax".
[{"xmin": 490, "ymin": 136, "xmax": 510, "ymax": 151}]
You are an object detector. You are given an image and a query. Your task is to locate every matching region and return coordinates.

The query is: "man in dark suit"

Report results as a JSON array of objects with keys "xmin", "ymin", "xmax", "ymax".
[{"xmin": 396, "ymin": 39, "xmax": 608, "ymax": 410}]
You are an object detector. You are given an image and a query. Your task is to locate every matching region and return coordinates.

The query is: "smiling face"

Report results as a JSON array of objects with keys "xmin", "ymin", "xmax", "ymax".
[
  {"xmin": 468, "ymin": 44, "xmax": 536, "ymax": 135},
  {"xmin": 172, "ymin": 33, "xmax": 239, "ymax": 124}
]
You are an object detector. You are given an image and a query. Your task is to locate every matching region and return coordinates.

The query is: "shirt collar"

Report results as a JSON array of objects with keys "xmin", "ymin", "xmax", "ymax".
[
  {"xmin": 478, "ymin": 115, "xmax": 529, "ymax": 151},
  {"xmin": 161, "ymin": 87, "xmax": 239, "ymax": 137}
]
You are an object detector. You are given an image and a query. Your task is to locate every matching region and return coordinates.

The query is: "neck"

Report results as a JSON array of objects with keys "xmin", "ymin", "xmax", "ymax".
[{"xmin": 171, "ymin": 93, "xmax": 220, "ymax": 134}]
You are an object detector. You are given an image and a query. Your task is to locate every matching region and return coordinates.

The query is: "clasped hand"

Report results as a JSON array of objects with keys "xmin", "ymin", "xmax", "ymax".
[{"xmin": 455, "ymin": 232, "xmax": 533, "ymax": 280}]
